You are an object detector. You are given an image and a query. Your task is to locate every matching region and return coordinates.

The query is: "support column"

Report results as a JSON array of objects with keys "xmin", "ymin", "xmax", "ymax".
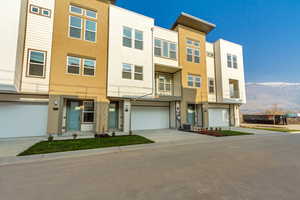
[
  {"xmin": 123, "ymin": 100, "xmax": 131, "ymax": 133},
  {"xmin": 47, "ymin": 95, "xmax": 64, "ymax": 135},
  {"xmin": 202, "ymin": 103, "xmax": 209, "ymax": 128},
  {"xmin": 96, "ymin": 101, "xmax": 109, "ymax": 133}
]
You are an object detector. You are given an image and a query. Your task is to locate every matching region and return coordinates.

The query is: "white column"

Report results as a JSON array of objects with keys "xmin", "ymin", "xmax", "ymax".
[{"xmin": 123, "ymin": 100, "xmax": 131, "ymax": 133}]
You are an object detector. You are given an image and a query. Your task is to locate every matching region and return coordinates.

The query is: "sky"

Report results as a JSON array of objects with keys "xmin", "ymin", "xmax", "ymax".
[{"xmin": 116, "ymin": 0, "xmax": 300, "ymax": 83}]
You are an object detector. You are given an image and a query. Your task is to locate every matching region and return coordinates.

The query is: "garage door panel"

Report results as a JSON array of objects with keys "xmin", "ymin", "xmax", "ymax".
[
  {"xmin": 0, "ymin": 103, "xmax": 48, "ymax": 138},
  {"xmin": 131, "ymin": 106, "xmax": 169, "ymax": 130},
  {"xmin": 208, "ymin": 109, "xmax": 229, "ymax": 127}
]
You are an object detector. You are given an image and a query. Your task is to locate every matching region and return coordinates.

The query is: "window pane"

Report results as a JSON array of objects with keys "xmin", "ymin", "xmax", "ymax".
[
  {"xmin": 123, "ymin": 37, "xmax": 132, "ymax": 47},
  {"xmin": 31, "ymin": 6, "xmax": 39, "ymax": 13},
  {"xmin": 84, "ymin": 68, "xmax": 95, "ymax": 76},
  {"xmin": 70, "ymin": 16, "xmax": 82, "ymax": 28},
  {"xmin": 194, "ymin": 49, "xmax": 200, "ymax": 56},
  {"xmin": 195, "ymin": 56, "xmax": 200, "ymax": 63},
  {"xmin": 68, "ymin": 56, "xmax": 80, "ymax": 66},
  {"xmin": 155, "ymin": 39, "xmax": 161, "ymax": 47},
  {"xmin": 134, "ymin": 66, "xmax": 143, "ymax": 80},
  {"xmin": 227, "ymin": 54, "xmax": 232, "ymax": 68},
  {"xmin": 123, "ymin": 27, "xmax": 132, "ymax": 38},
  {"xmin": 233, "ymin": 55, "xmax": 238, "ymax": 68},
  {"xmin": 86, "ymin": 20, "xmax": 96, "ymax": 31},
  {"xmin": 195, "ymin": 76, "xmax": 201, "ymax": 88},
  {"xmin": 194, "ymin": 41, "xmax": 200, "ymax": 47},
  {"xmin": 86, "ymin": 10, "xmax": 97, "ymax": 18},
  {"xmin": 30, "ymin": 51, "xmax": 45, "ymax": 64},
  {"xmin": 68, "ymin": 65, "xmax": 80, "ymax": 74},
  {"xmin": 135, "ymin": 66, "xmax": 143, "ymax": 73},
  {"xmin": 29, "ymin": 64, "xmax": 44, "ymax": 77},
  {"xmin": 42, "ymin": 9, "xmax": 50, "ymax": 16},
  {"xmin": 122, "ymin": 72, "xmax": 131, "ymax": 79},
  {"xmin": 159, "ymin": 81, "xmax": 165, "ymax": 91},
  {"xmin": 166, "ymin": 84, "xmax": 171, "ymax": 91},
  {"xmin": 84, "ymin": 59, "xmax": 95, "ymax": 68},
  {"xmin": 154, "ymin": 47, "xmax": 162, "ymax": 56},
  {"xmin": 135, "ymin": 30, "xmax": 143, "ymax": 41},
  {"xmin": 84, "ymin": 101, "xmax": 94, "ymax": 111},
  {"xmin": 70, "ymin": 27, "xmax": 81, "ymax": 38},
  {"xmin": 122, "ymin": 63, "xmax": 132, "ymax": 79},
  {"xmin": 170, "ymin": 43, "xmax": 176, "ymax": 51},
  {"xmin": 135, "ymin": 74, "xmax": 143, "ymax": 80},
  {"xmin": 67, "ymin": 56, "xmax": 80, "ymax": 74},
  {"xmin": 187, "ymin": 39, "xmax": 193, "ymax": 45},
  {"xmin": 85, "ymin": 31, "xmax": 96, "ymax": 42},
  {"xmin": 83, "ymin": 112, "xmax": 94, "ymax": 123},
  {"xmin": 188, "ymin": 75, "xmax": 193, "ymax": 87},
  {"xmin": 70, "ymin": 5, "xmax": 82, "ymax": 14},
  {"xmin": 163, "ymin": 41, "xmax": 169, "ymax": 57},
  {"xmin": 135, "ymin": 40, "xmax": 143, "ymax": 50}
]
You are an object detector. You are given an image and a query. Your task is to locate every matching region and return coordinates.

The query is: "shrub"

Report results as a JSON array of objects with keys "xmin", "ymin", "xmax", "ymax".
[
  {"xmin": 72, "ymin": 133, "xmax": 78, "ymax": 140},
  {"xmin": 48, "ymin": 135, "xmax": 54, "ymax": 142}
]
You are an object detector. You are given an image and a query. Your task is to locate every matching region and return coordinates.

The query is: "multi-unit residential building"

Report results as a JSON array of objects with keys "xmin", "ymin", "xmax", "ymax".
[{"xmin": 0, "ymin": 0, "xmax": 246, "ymax": 138}]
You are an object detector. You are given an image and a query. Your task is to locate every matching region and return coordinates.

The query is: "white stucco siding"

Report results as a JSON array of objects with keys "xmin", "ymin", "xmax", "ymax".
[
  {"xmin": 21, "ymin": 0, "xmax": 55, "ymax": 94},
  {"xmin": 0, "ymin": 0, "xmax": 27, "ymax": 92},
  {"xmin": 214, "ymin": 39, "xmax": 246, "ymax": 104},
  {"xmin": 153, "ymin": 26, "xmax": 179, "ymax": 68},
  {"xmin": 108, "ymin": 6, "xmax": 154, "ymax": 98},
  {"xmin": 206, "ymin": 42, "xmax": 216, "ymax": 102}
]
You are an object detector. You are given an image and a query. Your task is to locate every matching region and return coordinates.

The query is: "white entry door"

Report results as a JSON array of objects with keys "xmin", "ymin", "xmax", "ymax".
[
  {"xmin": 0, "ymin": 102, "xmax": 48, "ymax": 138},
  {"xmin": 131, "ymin": 106, "xmax": 169, "ymax": 130},
  {"xmin": 208, "ymin": 108, "xmax": 230, "ymax": 127}
]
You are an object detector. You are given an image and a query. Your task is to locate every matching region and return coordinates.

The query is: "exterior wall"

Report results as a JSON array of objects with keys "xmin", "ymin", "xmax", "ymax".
[
  {"xmin": 21, "ymin": 0, "xmax": 55, "ymax": 94},
  {"xmin": 47, "ymin": 0, "xmax": 110, "ymax": 134},
  {"xmin": 153, "ymin": 26, "xmax": 179, "ymax": 68},
  {"xmin": 107, "ymin": 5, "xmax": 154, "ymax": 98},
  {"xmin": 214, "ymin": 39, "xmax": 246, "ymax": 104},
  {"xmin": 206, "ymin": 42, "xmax": 217, "ymax": 102},
  {"xmin": 0, "ymin": 0, "xmax": 27, "ymax": 92},
  {"xmin": 175, "ymin": 25, "xmax": 208, "ymax": 125}
]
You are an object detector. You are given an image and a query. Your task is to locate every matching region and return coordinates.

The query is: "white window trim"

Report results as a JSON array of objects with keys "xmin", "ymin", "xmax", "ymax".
[
  {"xmin": 122, "ymin": 63, "xmax": 133, "ymax": 79},
  {"xmin": 69, "ymin": 15, "xmax": 83, "ymax": 40},
  {"xmin": 30, "ymin": 5, "xmax": 40, "ymax": 14},
  {"xmin": 27, "ymin": 50, "xmax": 46, "ymax": 78},
  {"xmin": 85, "ymin": 9, "xmax": 97, "ymax": 19},
  {"xmin": 208, "ymin": 78, "xmax": 215, "ymax": 94},
  {"xmin": 154, "ymin": 38, "xmax": 162, "ymax": 57},
  {"xmin": 69, "ymin": 5, "xmax": 83, "ymax": 15},
  {"xmin": 134, "ymin": 65, "xmax": 143, "ymax": 81},
  {"xmin": 84, "ymin": 19, "xmax": 97, "ymax": 43},
  {"xmin": 227, "ymin": 53, "xmax": 233, "ymax": 68},
  {"xmin": 41, "ymin": 8, "xmax": 51, "ymax": 17},
  {"xmin": 187, "ymin": 47, "xmax": 194, "ymax": 62},
  {"xmin": 123, "ymin": 26, "xmax": 133, "ymax": 48},
  {"xmin": 82, "ymin": 59, "xmax": 96, "ymax": 77},
  {"xmin": 134, "ymin": 29, "xmax": 144, "ymax": 50},
  {"xmin": 66, "ymin": 56, "xmax": 81, "ymax": 75},
  {"xmin": 187, "ymin": 75, "xmax": 201, "ymax": 88},
  {"xmin": 82, "ymin": 101, "xmax": 95, "ymax": 123}
]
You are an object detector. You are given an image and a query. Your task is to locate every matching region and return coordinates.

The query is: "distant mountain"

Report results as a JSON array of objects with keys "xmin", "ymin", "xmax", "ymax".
[{"xmin": 241, "ymin": 82, "xmax": 300, "ymax": 114}]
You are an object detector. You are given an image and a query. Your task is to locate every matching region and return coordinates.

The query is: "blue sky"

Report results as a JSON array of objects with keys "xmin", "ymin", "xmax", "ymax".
[{"xmin": 116, "ymin": 0, "xmax": 300, "ymax": 83}]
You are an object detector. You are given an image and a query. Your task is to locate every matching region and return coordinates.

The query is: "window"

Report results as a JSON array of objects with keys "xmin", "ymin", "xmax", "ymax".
[
  {"xmin": 169, "ymin": 43, "xmax": 177, "ymax": 59},
  {"xmin": 233, "ymin": 55, "xmax": 238, "ymax": 69},
  {"xmin": 69, "ymin": 5, "xmax": 97, "ymax": 42},
  {"xmin": 85, "ymin": 10, "xmax": 97, "ymax": 19},
  {"xmin": 123, "ymin": 27, "xmax": 132, "ymax": 48},
  {"xmin": 70, "ymin": 5, "xmax": 83, "ymax": 14},
  {"xmin": 134, "ymin": 30, "xmax": 143, "ymax": 50},
  {"xmin": 69, "ymin": 16, "xmax": 82, "ymax": 39},
  {"xmin": 163, "ymin": 41, "xmax": 169, "ymax": 57},
  {"xmin": 85, "ymin": 20, "xmax": 96, "ymax": 42},
  {"xmin": 42, "ymin": 9, "xmax": 51, "ymax": 17},
  {"xmin": 28, "ymin": 50, "xmax": 46, "ymax": 77},
  {"xmin": 83, "ymin": 59, "xmax": 96, "ymax": 76},
  {"xmin": 194, "ymin": 49, "xmax": 200, "ymax": 63},
  {"xmin": 207, "ymin": 52, "xmax": 214, "ymax": 57},
  {"xmin": 67, "ymin": 56, "xmax": 81, "ymax": 74},
  {"xmin": 188, "ymin": 75, "xmax": 201, "ymax": 88},
  {"xmin": 154, "ymin": 39, "xmax": 162, "ymax": 56},
  {"xmin": 158, "ymin": 75, "xmax": 172, "ymax": 93},
  {"xmin": 134, "ymin": 66, "xmax": 143, "ymax": 80},
  {"xmin": 122, "ymin": 63, "xmax": 132, "ymax": 79},
  {"xmin": 194, "ymin": 41, "xmax": 200, "ymax": 47},
  {"xmin": 187, "ymin": 48, "xmax": 193, "ymax": 62},
  {"xmin": 30, "ymin": 5, "xmax": 40, "ymax": 14},
  {"xmin": 187, "ymin": 39, "xmax": 193, "ymax": 45},
  {"xmin": 227, "ymin": 54, "xmax": 232, "ymax": 68},
  {"xmin": 82, "ymin": 101, "xmax": 94, "ymax": 123},
  {"xmin": 209, "ymin": 78, "xmax": 215, "ymax": 94}
]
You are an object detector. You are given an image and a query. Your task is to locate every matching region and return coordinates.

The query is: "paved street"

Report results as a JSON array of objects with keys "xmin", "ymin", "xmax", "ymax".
[{"xmin": 1, "ymin": 134, "xmax": 300, "ymax": 200}]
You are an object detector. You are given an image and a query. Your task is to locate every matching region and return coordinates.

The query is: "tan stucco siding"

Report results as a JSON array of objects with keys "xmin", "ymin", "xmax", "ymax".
[
  {"xmin": 49, "ymin": 0, "xmax": 109, "ymax": 102},
  {"xmin": 176, "ymin": 25, "xmax": 208, "ymax": 103}
]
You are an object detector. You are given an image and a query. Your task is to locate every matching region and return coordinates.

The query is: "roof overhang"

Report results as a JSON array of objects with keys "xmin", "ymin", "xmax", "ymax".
[{"xmin": 172, "ymin": 12, "xmax": 216, "ymax": 34}]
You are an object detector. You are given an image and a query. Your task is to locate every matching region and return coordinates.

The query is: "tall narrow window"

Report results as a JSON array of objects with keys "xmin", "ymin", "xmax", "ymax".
[
  {"xmin": 83, "ymin": 101, "xmax": 94, "ymax": 123},
  {"xmin": 154, "ymin": 39, "xmax": 162, "ymax": 56},
  {"xmin": 209, "ymin": 78, "xmax": 215, "ymax": 94},
  {"xmin": 187, "ymin": 48, "xmax": 193, "ymax": 62},
  {"xmin": 69, "ymin": 16, "xmax": 82, "ymax": 39},
  {"xmin": 233, "ymin": 55, "xmax": 238, "ymax": 69},
  {"xmin": 195, "ymin": 76, "xmax": 201, "ymax": 88},
  {"xmin": 194, "ymin": 49, "xmax": 200, "ymax": 63},
  {"xmin": 188, "ymin": 75, "xmax": 194, "ymax": 87},
  {"xmin": 134, "ymin": 30, "xmax": 143, "ymax": 50},
  {"xmin": 83, "ymin": 59, "xmax": 96, "ymax": 76},
  {"xmin": 134, "ymin": 65, "xmax": 143, "ymax": 80},
  {"xmin": 227, "ymin": 54, "xmax": 232, "ymax": 68},
  {"xmin": 67, "ymin": 56, "xmax": 81, "ymax": 74},
  {"xmin": 163, "ymin": 41, "xmax": 169, "ymax": 57},
  {"xmin": 122, "ymin": 63, "xmax": 132, "ymax": 79},
  {"xmin": 85, "ymin": 20, "xmax": 96, "ymax": 42},
  {"xmin": 28, "ymin": 50, "xmax": 46, "ymax": 77},
  {"xmin": 123, "ymin": 27, "xmax": 132, "ymax": 48},
  {"xmin": 169, "ymin": 43, "xmax": 177, "ymax": 59}
]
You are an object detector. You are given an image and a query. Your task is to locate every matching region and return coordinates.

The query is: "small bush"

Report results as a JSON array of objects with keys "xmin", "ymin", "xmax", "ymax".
[
  {"xmin": 112, "ymin": 132, "xmax": 116, "ymax": 137},
  {"xmin": 72, "ymin": 133, "xmax": 78, "ymax": 140},
  {"xmin": 48, "ymin": 135, "xmax": 54, "ymax": 142}
]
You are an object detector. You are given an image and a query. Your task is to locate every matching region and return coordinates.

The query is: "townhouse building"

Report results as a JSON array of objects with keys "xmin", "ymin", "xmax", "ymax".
[{"xmin": 0, "ymin": 0, "xmax": 246, "ymax": 138}]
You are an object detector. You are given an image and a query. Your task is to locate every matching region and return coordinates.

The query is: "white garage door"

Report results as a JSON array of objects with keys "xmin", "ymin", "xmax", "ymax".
[
  {"xmin": 208, "ymin": 108, "xmax": 230, "ymax": 127},
  {"xmin": 131, "ymin": 106, "xmax": 169, "ymax": 130},
  {"xmin": 0, "ymin": 102, "xmax": 48, "ymax": 138}
]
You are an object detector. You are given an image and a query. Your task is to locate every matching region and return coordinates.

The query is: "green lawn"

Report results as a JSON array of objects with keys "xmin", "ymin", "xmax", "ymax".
[
  {"xmin": 242, "ymin": 127, "xmax": 300, "ymax": 132},
  {"xmin": 18, "ymin": 135, "xmax": 154, "ymax": 156},
  {"xmin": 220, "ymin": 130, "xmax": 254, "ymax": 136}
]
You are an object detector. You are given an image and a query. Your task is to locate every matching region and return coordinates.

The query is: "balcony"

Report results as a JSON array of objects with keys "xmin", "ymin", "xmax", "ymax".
[{"xmin": 155, "ymin": 72, "xmax": 181, "ymax": 101}]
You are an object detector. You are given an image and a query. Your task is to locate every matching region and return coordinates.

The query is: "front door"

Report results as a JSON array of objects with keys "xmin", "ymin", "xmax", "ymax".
[
  {"xmin": 67, "ymin": 101, "xmax": 81, "ymax": 131},
  {"xmin": 187, "ymin": 104, "xmax": 196, "ymax": 125},
  {"xmin": 108, "ymin": 102, "xmax": 118, "ymax": 130}
]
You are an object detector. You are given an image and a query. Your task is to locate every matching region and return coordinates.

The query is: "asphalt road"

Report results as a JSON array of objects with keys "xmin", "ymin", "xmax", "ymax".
[{"xmin": 1, "ymin": 134, "xmax": 300, "ymax": 200}]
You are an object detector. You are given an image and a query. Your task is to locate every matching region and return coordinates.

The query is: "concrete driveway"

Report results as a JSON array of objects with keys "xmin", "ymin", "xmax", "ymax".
[
  {"xmin": 133, "ymin": 129, "xmax": 213, "ymax": 143},
  {"xmin": 0, "ymin": 137, "xmax": 45, "ymax": 157}
]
